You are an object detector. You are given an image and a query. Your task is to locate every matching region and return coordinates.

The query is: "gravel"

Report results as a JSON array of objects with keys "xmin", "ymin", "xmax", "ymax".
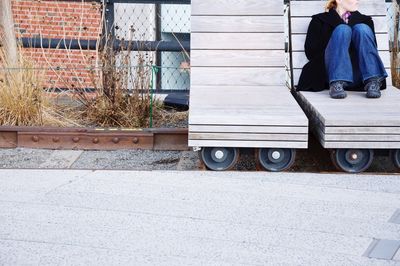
[{"xmin": 0, "ymin": 135, "xmax": 398, "ymax": 173}]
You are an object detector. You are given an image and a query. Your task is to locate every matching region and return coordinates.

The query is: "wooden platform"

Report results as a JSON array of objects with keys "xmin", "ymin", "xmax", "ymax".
[
  {"xmin": 189, "ymin": 0, "xmax": 308, "ymax": 149},
  {"xmin": 290, "ymin": 0, "xmax": 397, "ymax": 149}
]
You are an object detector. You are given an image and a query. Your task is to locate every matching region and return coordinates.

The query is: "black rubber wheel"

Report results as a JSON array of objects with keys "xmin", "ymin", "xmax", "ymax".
[
  {"xmin": 257, "ymin": 148, "xmax": 296, "ymax": 172},
  {"xmin": 390, "ymin": 149, "xmax": 400, "ymax": 169},
  {"xmin": 200, "ymin": 147, "xmax": 239, "ymax": 171},
  {"xmin": 330, "ymin": 149, "xmax": 374, "ymax": 173}
]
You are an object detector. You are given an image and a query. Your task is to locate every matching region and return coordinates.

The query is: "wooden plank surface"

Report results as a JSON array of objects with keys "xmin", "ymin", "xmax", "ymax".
[
  {"xmin": 322, "ymin": 141, "xmax": 400, "ymax": 149},
  {"xmin": 290, "ymin": 33, "xmax": 389, "ymax": 52},
  {"xmin": 189, "ymin": 125, "xmax": 308, "ymax": 134},
  {"xmin": 191, "ymin": 68, "xmax": 286, "ymax": 86},
  {"xmin": 192, "ymin": 33, "xmax": 284, "ymax": 50},
  {"xmin": 192, "ymin": 0, "xmax": 283, "ymax": 16},
  {"xmin": 298, "ymin": 87, "xmax": 400, "ymax": 127},
  {"xmin": 190, "ymin": 86, "xmax": 298, "ymax": 107},
  {"xmin": 290, "ymin": 16, "xmax": 388, "ymax": 34},
  {"xmin": 324, "ymin": 126, "xmax": 400, "ymax": 134},
  {"xmin": 188, "ymin": 139, "xmax": 308, "ymax": 149},
  {"xmin": 189, "ymin": 133, "xmax": 308, "ymax": 141},
  {"xmin": 290, "ymin": 1, "xmax": 387, "ymax": 17},
  {"xmin": 191, "ymin": 50, "xmax": 285, "ymax": 67},
  {"xmin": 191, "ymin": 16, "xmax": 284, "ymax": 33},
  {"xmin": 323, "ymin": 134, "xmax": 400, "ymax": 142},
  {"xmin": 189, "ymin": 109, "xmax": 308, "ymax": 127}
]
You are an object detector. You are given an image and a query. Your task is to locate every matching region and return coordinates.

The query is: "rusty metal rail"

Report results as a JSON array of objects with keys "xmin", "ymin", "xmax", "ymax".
[{"xmin": 0, "ymin": 127, "xmax": 188, "ymax": 151}]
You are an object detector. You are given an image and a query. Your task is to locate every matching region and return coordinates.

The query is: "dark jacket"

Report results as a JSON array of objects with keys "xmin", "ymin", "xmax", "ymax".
[{"xmin": 297, "ymin": 9, "xmax": 386, "ymax": 91}]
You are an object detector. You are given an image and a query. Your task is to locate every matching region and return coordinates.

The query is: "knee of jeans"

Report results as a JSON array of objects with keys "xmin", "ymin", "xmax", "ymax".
[
  {"xmin": 352, "ymin": 23, "xmax": 373, "ymax": 36},
  {"xmin": 332, "ymin": 24, "xmax": 352, "ymax": 38}
]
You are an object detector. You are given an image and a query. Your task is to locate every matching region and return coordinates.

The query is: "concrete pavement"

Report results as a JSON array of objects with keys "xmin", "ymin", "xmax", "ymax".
[{"xmin": 0, "ymin": 169, "xmax": 399, "ymax": 265}]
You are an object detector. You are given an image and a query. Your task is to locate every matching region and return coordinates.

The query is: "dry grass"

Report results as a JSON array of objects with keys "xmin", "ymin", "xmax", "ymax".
[
  {"xmin": 0, "ymin": 45, "xmax": 77, "ymax": 127},
  {"xmin": 74, "ymin": 32, "xmax": 159, "ymax": 128}
]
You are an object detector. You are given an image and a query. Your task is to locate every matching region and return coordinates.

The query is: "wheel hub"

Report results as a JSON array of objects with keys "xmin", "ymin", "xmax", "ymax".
[
  {"xmin": 268, "ymin": 149, "xmax": 284, "ymax": 163},
  {"xmin": 211, "ymin": 148, "xmax": 228, "ymax": 163},
  {"xmin": 272, "ymin": 151, "xmax": 281, "ymax": 160},
  {"xmin": 345, "ymin": 150, "xmax": 363, "ymax": 165}
]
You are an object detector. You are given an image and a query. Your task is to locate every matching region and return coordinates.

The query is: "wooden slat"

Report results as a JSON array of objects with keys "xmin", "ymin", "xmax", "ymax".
[
  {"xmin": 188, "ymin": 139, "xmax": 308, "ymax": 149},
  {"xmin": 291, "ymin": 33, "xmax": 389, "ymax": 52},
  {"xmin": 189, "ymin": 110, "xmax": 308, "ymax": 127},
  {"xmin": 290, "ymin": 16, "xmax": 388, "ymax": 34},
  {"xmin": 192, "ymin": 33, "xmax": 284, "ymax": 50},
  {"xmin": 192, "ymin": 0, "xmax": 283, "ymax": 16},
  {"xmin": 191, "ymin": 50, "xmax": 285, "ymax": 67},
  {"xmin": 191, "ymin": 16, "xmax": 284, "ymax": 33},
  {"xmin": 291, "ymin": 51, "xmax": 390, "ymax": 69},
  {"xmin": 291, "ymin": 68, "xmax": 393, "ymax": 86},
  {"xmin": 323, "ymin": 134, "xmax": 400, "ymax": 142},
  {"xmin": 190, "ymin": 86, "xmax": 298, "ymax": 107},
  {"xmin": 191, "ymin": 67, "xmax": 286, "ymax": 86},
  {"xmin": 189, "ymin": 125, "xmax": 309, "ymax": 134},
  {"xmin": 322, "ymin": 141, "xmax": 400, "ymax": 149},
  {"xmin": 324, "ymin": 126, "xmax": 400, "ymax": 134},
  {"xmin": 189, "ymin": 133, "xmax": 307, "ymax": 141},
  {"xmin": 298, "ymin": 87, "xmax": 400, "ymax": 127},
  {"xmin": 290, "ymin": 1, "xmax": 387, "ymax": 17}
]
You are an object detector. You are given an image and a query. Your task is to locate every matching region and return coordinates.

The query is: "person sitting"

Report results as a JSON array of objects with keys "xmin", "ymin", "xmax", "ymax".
[{"xmin": 297, "ymin": 0, "xmax": 388, "ymax": 99}]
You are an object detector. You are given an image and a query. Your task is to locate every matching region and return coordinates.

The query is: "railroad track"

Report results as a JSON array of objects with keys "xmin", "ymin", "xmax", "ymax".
[{"xmin": 0, "ymin": 127, "xmax": 188, "ymax": 151}]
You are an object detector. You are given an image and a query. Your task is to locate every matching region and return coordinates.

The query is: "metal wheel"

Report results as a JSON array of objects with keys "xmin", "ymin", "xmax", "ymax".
[
  {"xmin": 390, "ymin": 149, "xmax": 400, "ymax": 169},
  {"xmin": 200, "ymin": 147, "xmax": 239, "ymax": 171},
  {"xmin": 330, "ymin": 149, "xmax": 374, "ymax": 173},
  {"xmin": 257, "ymin": 148, "xmax": 296, "ymax": 172}
]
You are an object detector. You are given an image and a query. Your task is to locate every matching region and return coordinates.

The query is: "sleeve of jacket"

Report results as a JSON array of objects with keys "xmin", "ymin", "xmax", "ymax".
[{"xmin": 304, "ymin": 16, "xmax": 323, "ymax": 60}]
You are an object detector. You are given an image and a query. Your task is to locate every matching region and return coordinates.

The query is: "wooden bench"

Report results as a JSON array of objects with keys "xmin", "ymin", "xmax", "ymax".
[
  {"xmin": 289, "ymin": 0, "xmax": 400, "ymax": 172},
  {"xmin": 189, "ymin": 0, "xmax": 309, "ymax": 171}
]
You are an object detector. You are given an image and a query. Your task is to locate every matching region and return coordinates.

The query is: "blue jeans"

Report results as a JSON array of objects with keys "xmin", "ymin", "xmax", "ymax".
[{"xmin": 325, "ymin": 24, "xmax": 388, "ymax": 88}]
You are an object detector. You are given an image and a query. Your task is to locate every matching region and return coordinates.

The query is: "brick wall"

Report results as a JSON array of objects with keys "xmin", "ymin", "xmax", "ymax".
[{"xmin": 11, "ymin": 0, "xmax": 102, "ymax": 89}]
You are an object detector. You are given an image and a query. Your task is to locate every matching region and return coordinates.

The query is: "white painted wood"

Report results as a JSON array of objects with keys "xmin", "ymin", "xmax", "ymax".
[
  {"xmin": 191, "ymin": 68, "xmax": 286, "ymax": 86},
  {"xmin": 290, "ymin": 16, "xmax": 388, "ymax": 34},
  {"xmin": 192, "ymin": 33, "xmax": 285, "ymax": 50},
  {"xmin": 290, "ymin": 33, "xmax": 389, "ymax": 52},
  {"xmin": 191, "ymin": 16, "xmax": 284, "ymax": 33},
  {"xmin": 290, "ymin": 1, "xmax": 387, "ymax": 17},
  {"xmin": 191, "ymin": 50, "xmax": 285, "ymax": 67},
  {"xmin": 189, "ymin": 133, "xmax": 308, "ymax": 141},
  {"xmin": 188, "ymin": 139, "xmax": 308, "ymax": 149},
  {"xmin": 291, "ymin": 51, "xmax": 390, "ymax": 69},
  {"xmin": 190, "ymin": 125, "xmax": 309, "ymax": 134},
  {"xmin": 192, "ymin": 0, "xmax": 283, "ymax": 16}
]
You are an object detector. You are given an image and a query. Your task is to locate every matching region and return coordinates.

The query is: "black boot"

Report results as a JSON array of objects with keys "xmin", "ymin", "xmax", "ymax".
[
  {"xmin": 365, "ymin": 77, "xmax": 382, "ymax": 98},
  {"xmin": 329, "ymin": 81, "xmax": 347, "ymax": 99}
]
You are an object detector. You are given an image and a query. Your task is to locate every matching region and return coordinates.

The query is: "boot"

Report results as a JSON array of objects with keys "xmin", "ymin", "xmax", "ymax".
[
  {"xmin": 365, "ymin": 77, "xmax": 382, "ymax": 98},
  {"xmin": 329, "ymin": 81, "xmax": 347, "ymax": 99}
]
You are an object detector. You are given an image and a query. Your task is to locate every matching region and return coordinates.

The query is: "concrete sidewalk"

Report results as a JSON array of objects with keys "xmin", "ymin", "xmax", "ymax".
[{"xmin": 0, "ymin": 169, "xmax": 399, "ymax": 265}]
